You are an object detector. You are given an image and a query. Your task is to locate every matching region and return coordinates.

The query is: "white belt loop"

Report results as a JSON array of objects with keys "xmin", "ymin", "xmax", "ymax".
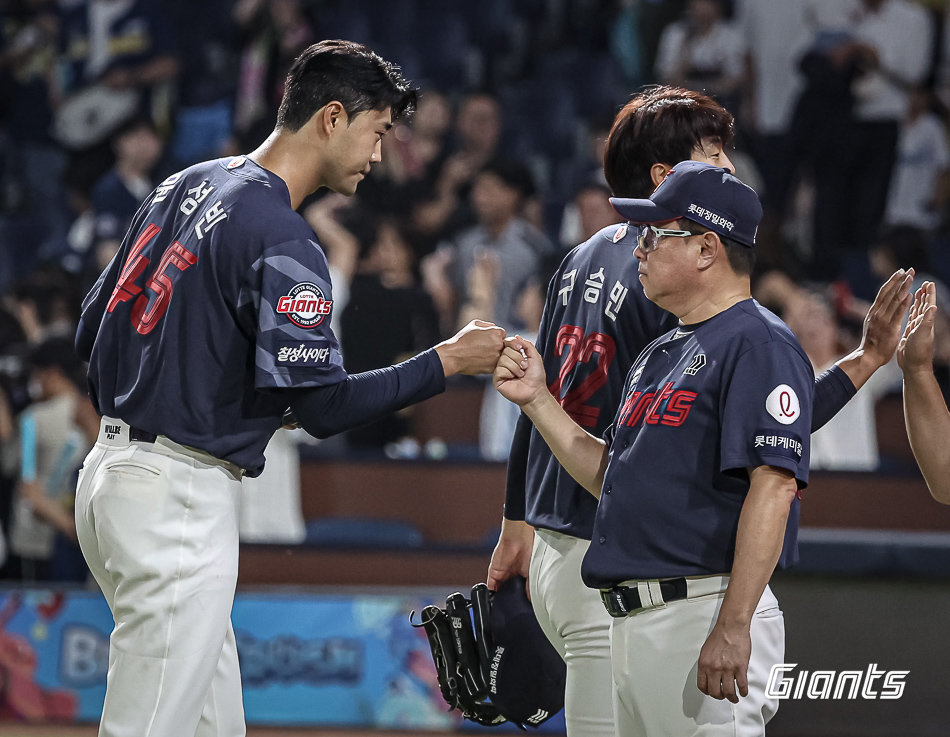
[
  {"xmin": 646, "ymin": 580, "xmax": 667, "ymax": 608},
  {"xmin": 636, "ymin": 581, "xmax": 653, "ymax": 608}
]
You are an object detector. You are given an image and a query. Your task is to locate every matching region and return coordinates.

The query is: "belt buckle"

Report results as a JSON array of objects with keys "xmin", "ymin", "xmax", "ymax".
[{"xmin": 601, "ymin": 586, "xmax": 636, "ymax": 618}]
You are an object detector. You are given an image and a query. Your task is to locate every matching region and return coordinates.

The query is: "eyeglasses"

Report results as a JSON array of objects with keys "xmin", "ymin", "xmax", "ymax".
[{"xmin": 637, "ymin": 224, "xmax": 694, "ymax": 253}]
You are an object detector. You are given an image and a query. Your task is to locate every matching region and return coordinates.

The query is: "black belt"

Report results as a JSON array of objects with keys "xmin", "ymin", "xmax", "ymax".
[
  {"xmin": 600, "ymin": 577, "xmax": 689, "ymax": 618},
  {"xmin": 129, "ymin": 427, "xmax": 158, "ymax": 443}
]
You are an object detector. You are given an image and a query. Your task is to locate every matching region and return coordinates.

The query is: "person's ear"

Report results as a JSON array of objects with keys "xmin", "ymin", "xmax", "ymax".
[
  {"xmin": 650, "ymin": 163, "xmax": 672, "ymax": 190},
  {"xmin": 696, "ymin": 231, "xmax": 721, "ymax": 271},
  {"xmin": 320, "ymin": 101, "xmax": 347, "ymax": 136}
]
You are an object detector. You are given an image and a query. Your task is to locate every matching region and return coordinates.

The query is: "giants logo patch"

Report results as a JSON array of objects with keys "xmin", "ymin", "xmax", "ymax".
[
  {"xmin": 766, "ymin": 384, "xmax": 801, "ymax": 425},
  {"xmin": 276, "ymin": 282, "xmax": 332, "ymax": 328}
]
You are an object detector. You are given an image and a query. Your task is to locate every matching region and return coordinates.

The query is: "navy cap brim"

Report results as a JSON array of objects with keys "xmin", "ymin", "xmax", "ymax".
[{"xmin": 609, "ymin": 196, "xmax": 682, "ymax": 224}]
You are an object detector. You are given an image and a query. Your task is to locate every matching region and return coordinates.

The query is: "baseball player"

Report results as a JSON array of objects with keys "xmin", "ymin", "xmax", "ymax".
[
  {"xmin": 898, "ymin": 281, "xmax": 950, "ymax": 503},
  {"xmin": 74, "ymin": 41, "xmax": 504, "ymax": 737},
  {"xmin": 487, "ymin": 86, "xmax": 913, "ymax": 736},
  {"xmin": 495, "ymin": 161, "xmax": 810, "ymax": 736}
]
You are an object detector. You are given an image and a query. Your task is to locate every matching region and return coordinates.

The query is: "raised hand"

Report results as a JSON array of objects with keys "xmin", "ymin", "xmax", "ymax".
[
  {"xmin": 897, "ymin": 281, "xmax": 937, "ymax": 372},
  {"xmin": 859, "ymin": 268, "xmax": 915, "ymax": 369}
]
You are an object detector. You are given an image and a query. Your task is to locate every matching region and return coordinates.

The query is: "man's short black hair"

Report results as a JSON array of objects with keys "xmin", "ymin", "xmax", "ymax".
[
  {"xmin": 604, "ymin": 86, "xmax": 734, "ymax": 199},
  {"xmin": 277, "ymin": 39, "xmax": 417, "ymax": 132}
]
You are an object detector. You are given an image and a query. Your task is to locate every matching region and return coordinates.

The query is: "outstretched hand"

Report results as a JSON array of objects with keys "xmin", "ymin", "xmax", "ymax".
[
  {"xmin": 858, "ymin": 268, "xmax": 915, "ymax": 368},
  {"xmin": 897, "ymin": 281, "xmax": 937, "ymax": 373}
]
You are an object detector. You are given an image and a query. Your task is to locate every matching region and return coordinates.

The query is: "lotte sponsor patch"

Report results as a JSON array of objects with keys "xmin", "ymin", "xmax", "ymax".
[
  {"xmin": 753, "ymin": 430, "xmax": 804, "ymax": 461},
  {"xmin": 765, "ymin": 384, "xmax": 800, "ymax": 425},
  {"xmin": 276, "ymin": 282, "xmax": 333, "ymax": 328}
]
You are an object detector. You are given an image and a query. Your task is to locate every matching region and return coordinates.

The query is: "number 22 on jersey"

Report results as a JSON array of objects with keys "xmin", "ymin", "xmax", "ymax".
[
  {"xmin": 106, "ymin": 223, "xmax": 198, "ymax": 335},
  {"xmin": 548, "ymin": 325, "xmax": 616, "ymax": 427}
]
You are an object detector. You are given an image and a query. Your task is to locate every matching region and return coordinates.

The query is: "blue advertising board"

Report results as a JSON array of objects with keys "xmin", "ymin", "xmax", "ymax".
[{"xmin": 0, "ymin": 589, "xmax": 564, "ymax": 733}]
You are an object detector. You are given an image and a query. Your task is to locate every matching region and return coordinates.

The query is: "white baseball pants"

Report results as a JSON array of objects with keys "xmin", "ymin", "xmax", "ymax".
[
  {"xmin": 75, "ymin": 419, "xmax": 246, "ymax": 737},
  {"xmin": 610, "ymin": 582, "xmax": 784, "ymax": 737},
  {"xmin": 530, "ymin": 529, "xmax": 617, "ymax": 737}
]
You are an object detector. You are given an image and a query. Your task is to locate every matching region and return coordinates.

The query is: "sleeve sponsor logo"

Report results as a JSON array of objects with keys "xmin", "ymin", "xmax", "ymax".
[
  {"xmin": 276, "ymin": 282, "xmax": 332, "ymax": 328},
  {"xmin": 766, "ymin": 384, "xmax": 800, "ymax": 425},
  {"xmin": 276, "ymin": 342, "xmax": 332, "ymax": 365},
  {"xmin": 754, "ymin": 431, "xmax": 804, "ymax": 460}
]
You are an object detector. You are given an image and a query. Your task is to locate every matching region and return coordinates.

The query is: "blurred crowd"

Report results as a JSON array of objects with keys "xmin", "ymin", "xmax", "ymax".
[{"xmin": 2, "ymin": 0, "xmax": 950, "ymax": 579}]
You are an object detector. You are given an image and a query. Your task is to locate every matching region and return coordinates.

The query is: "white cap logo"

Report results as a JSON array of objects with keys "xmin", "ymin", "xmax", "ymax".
[{"xmin": 766, "ymin": 385, "xmax": 800, "ymax": 425}]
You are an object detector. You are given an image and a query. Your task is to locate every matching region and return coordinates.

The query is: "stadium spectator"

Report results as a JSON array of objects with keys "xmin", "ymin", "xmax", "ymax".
[
  {"xmin": 86, "ymin": 115, "xmax": 164, "ymax": 283},
  {"xmin": 654, "ymin": 0, "xmax": 744, "ymax": 113},
  {"xmin": 558, "ymin": 177, "xmax": 621, "ymax": 250},
  {"xmin": 0, "ymin": 0, "xmax": 70, "ymax": 283},
  {"xmin": 232, "ymin": 0, "xmax": 315, "ymax": 150},
  {"xmin": 356, "ymin": 89, "xmax": 454, "ymax": 222},
  {"xmin": 807, "ymin": 0, "xmax": 933, "ymax": 279},
  {"xmin": 412, "ymin": 91, "xmax": 506, "ymax": 246},
  {"xmin": 166, "ymin": 0, "xmax": 241, "ymax": 170},
  {"xmin": 339, "ymin": 213, "xmax": 442, "ymax": 450},
  {"xmin": 885, "ymin": 86, "xmax": 950, "ymax": 234},
  {"xmin": 308, "ymin": 196, "xmax": 443, "ymax": 450},
  {"xmin": 428, "ymin": 158, "xmax": 554, "ymax": 334},
  {"xmin": 8, "ymin": 337, "xmax": 91, "ymax": 582}
]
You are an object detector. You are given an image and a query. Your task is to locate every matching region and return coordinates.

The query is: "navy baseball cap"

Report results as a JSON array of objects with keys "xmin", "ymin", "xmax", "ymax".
[
  {"xmin": 489, "ymin": 577, "xmax": 565, "ymax": 728},
  {"xmin": 609, "ymin": 160, "xmax": 762, "ymax": 247}
]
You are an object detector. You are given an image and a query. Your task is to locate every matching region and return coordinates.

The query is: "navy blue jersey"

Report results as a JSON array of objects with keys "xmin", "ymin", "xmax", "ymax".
[
  {"xmin": 508, "ymin": 224, "xmax": 676, "ymax": 536},
  {"xmin": 581, "ymin": 299, "xmax": 814, "ymax": 587},
  {"xmin": 77, "ymin": 157, "xmax": 346, "ymax": 476}
]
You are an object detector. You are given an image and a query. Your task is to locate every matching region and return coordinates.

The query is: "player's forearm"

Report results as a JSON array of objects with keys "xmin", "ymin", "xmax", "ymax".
[
  {"xmin": 522, "ymin": 392, "xmax": 608, "ymax": 497},
  {"xmin": 832, "ymin": 348, "xmax": 877, "ymax": 395},
  {"xmin": 290, "ymin": 349, "xmax": 445, "ymax": 438},
  {"xmin": 718, "ymin": 467, "xmax": 797, "ymax": 628},
  {"xmin": 903, "ymin": 367, "xmax": 950, "ymax": 503},
  {"xmin": 503, "ymin": 413, "xmax": 531, "ymax": 520},
  {"xmin": 811, "ymin": 365, "xmax": 856, "ymax": 430}
]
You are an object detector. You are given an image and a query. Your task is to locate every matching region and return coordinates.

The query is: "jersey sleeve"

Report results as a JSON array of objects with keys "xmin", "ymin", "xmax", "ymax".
[
  {"xmin": 720, "ymin": 341, "xmax": 814, "ymax": 486},
  {"xmin": 253, "ymin": 238, "xmax": 347, "ymax": 390},
  {"xmin": 811, "ymin": 364, "xmax": 856, "ymax": 430}
]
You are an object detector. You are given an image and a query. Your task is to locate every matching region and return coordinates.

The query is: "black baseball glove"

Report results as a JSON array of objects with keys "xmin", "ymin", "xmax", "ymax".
[{"xmin": 410, "ymin": 583, "xmax": 511, "ymax": 728}]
